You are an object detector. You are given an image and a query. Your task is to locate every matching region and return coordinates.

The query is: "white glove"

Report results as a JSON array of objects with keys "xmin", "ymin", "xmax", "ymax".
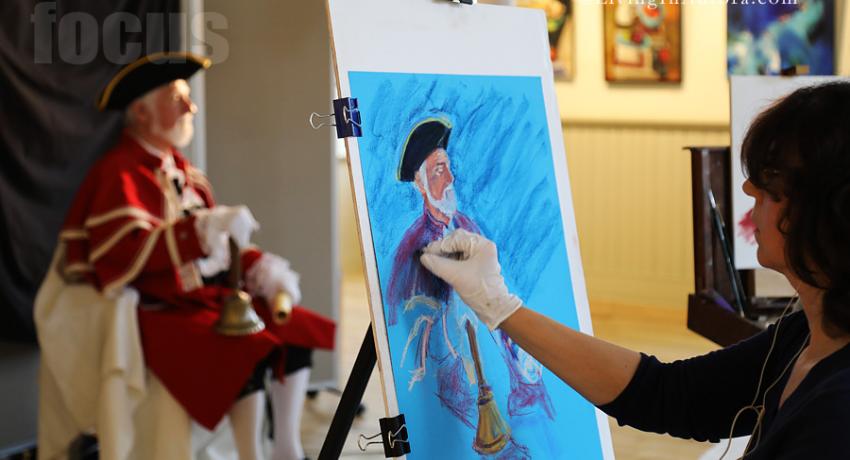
[
  {"xmin": 194, "ymin": 205, "xmax": 259, "ymax": 252},
  {"xmin": 419, "ymin": 229, "xmax": 522, "ymax": 330},
  {"xmin": 245, "ymin": 253, "xmax": 302, "ymax": 305},
  {"xmin": 195, "ymin": 232, "xmax": 230, "ymax": 277}
]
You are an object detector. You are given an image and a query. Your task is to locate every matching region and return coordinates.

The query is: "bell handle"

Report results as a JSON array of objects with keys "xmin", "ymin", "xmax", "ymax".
[
  {"xmin": 227, "ymin": 237, "xmax": 241, "ymax": 289},
  {"xmin": 465, "ymin": 320, "xmax": 487, "ymax": 385},
  {"xmin": 270, "ymin": 291, "xmax": 293, "ymax": 325}
]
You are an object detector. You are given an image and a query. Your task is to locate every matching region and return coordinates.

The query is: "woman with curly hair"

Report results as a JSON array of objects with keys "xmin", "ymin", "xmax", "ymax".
[{"xmin": 419, "ymin": 81, "xmax": 850, "ymax": 458}]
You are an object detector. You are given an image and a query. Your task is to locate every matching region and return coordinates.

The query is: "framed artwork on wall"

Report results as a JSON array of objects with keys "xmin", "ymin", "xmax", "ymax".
[
  {"xmin": 516, "ymin": 0, "xmax": 575, "ymax": 80},
  {"xmin": 603, "ymin": 2, "xmax": 681, "ymax": 83},
  {"xmin": 727, "ymin": 0, "xmax": 835, "ymax": 76}
]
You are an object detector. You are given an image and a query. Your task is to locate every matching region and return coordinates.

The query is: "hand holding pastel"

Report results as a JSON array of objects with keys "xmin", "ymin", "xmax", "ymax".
[{"xmin": 419, "ymin": 229, "xmax": 522, "ymax": 330}]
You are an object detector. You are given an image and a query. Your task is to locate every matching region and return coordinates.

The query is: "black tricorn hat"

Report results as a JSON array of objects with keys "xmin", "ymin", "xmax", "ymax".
[
  {"xmin": 97, "ymin": 51, "xmax": 211, "ymax": 111},
  {"xmin": 397, "ymin": 117, "xmax": 453, "ymax": 182}
]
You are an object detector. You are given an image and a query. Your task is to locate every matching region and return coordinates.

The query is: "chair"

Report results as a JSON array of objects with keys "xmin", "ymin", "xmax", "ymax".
[{"xmin": 35, "ymin": 253, "xmax": 193, "ymax": 460}]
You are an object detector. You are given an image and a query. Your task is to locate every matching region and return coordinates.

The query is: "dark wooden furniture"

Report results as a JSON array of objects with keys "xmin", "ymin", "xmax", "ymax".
[
  {"xmin": 687, "ymin": 293, "xmax": 763, "ymax": 347},
  {"xmin": 685, "ymin": 146, "xmax": 765, "ymax": 347}
]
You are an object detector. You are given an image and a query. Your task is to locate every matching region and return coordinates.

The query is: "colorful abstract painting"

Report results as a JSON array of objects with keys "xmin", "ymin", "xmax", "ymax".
[
  {"xmin": 349, "ymin": 71, "xmax": 604, "ymax": 458},
  {"xmin": 516, "ymin": 0, "xmax": 575, "ymax": 80},
  {"xmin": 603, "ymin": 2, "xmax": 681, "ymax": 82},
  {"xmin": 727, "ymin": 0, "xmax": 835, "ymax": 76}
]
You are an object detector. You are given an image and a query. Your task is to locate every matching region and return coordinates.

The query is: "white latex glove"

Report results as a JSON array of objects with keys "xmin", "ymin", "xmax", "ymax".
[
  {"xmin": 420, "ymin": 229, "xmax": 522, "ymax": 330},
  {"xmin": 245, "ymin": 253, "xmax": 302, "ymax": 305},
  {"xmin": 194, "ymin": 205, "xmax": 259, "ymax": 252}
]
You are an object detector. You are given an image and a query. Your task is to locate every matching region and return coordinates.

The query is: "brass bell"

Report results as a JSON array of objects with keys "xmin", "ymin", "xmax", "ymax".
[
  {"xmin": 465, "ymin": 320, "xmax": 511, "ymax": 454},
  {"xmin": 472, "ymin": 386, "xmax": 511, "ymax": 454},
  {"xmin": 215, "ymin": 238, "xmax": 266, "ymax": 336}
]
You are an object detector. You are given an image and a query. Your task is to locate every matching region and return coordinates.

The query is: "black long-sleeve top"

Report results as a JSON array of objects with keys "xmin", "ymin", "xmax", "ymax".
[{"xmin": 598, "ymin": 310, "xmax": 850, "ymax": 459}]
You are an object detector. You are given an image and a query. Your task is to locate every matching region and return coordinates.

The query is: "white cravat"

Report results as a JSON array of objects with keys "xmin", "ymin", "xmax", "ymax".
[
  {"xmin": 135, "ymin": 138, "xmax": 184, "ymax": 188},
  {"xmin": 131, "ymin": 134, "xmax": 205, "ymax": 211}
]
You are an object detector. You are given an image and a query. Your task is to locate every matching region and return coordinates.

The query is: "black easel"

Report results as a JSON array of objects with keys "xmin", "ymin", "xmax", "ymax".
[
  {"xmin": 317, "ymin": 326, "xmax": 376, "ymax": 460},
  {"xmin": 317, "ymin": 325, "xmax": 409, "ymax": 459}
]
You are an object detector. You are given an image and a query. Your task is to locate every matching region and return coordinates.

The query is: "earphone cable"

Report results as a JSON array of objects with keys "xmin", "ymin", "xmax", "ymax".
[{"xmin": 718, "ymin": 295, "xmax": 799, "ymax": 460}]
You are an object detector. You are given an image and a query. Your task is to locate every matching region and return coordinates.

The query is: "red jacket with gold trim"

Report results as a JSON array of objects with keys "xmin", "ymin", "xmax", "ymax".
[
  {"xmin": 60, "ymin": 132, "xmax": 214, "ymax": 299},
  {"xmin": 56, "ymin": 132, "xmax": 335, "ymax": 429}
]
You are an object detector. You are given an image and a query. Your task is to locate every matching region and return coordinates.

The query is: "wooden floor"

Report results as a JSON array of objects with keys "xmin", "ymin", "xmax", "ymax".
[{"xmin": 299, "ymin": 276, "xmax": 722, "ymax": 459}]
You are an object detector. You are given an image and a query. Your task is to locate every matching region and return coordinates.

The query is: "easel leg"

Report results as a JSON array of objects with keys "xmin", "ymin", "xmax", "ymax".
[{"xmin": 318, "ymin": 325, "xmax": 377, "ymax": 460}]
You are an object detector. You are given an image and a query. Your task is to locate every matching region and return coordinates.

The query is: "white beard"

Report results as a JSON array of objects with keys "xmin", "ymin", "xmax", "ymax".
[
  {"xmin": 426, "ymin": 183, "xmax": 457, "ymax": 220},
  {"xmin": 152, "ymin": 113, "xmax": 194, "ymax": 149},
  {"xmin": 418, "ymin": 162, "xmax": 458, "ymax": 221}
]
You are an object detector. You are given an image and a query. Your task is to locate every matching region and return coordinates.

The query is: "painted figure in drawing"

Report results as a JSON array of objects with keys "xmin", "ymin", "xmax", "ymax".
[{"xmin": 386, "ymin": 117, "xmax": 555, "ymax": 440}]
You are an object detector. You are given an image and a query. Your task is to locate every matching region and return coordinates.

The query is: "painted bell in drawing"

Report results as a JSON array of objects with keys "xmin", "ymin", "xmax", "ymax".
[
  {"xmin": 473, "ymin": 383, "xmax": 511, "ymax": 454},
  {"xmin": 215, "ymin": 238, "xmax": 265, "ymax": 336},
  {"xmin": 465, "ymin": 320, "xmax": 510, "ymax": 454}
]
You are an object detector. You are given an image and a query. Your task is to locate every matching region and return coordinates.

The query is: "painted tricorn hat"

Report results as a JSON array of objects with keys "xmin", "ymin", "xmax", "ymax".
[
  {"xmin": 97, "ymin": 51, "xmax": 211, "ymax": 111},
  {"xmin": 397, "ymin": 117, "xmax": 453, "ymax": 182}
]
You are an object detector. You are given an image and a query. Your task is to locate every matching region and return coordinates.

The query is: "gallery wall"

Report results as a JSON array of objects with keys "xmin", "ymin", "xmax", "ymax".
[
  {"xmin": 561, "ymin": 1, "xmax": 849, "ymax": 309},
  {"xmin": 557, "ymin": 1, "xmax": 850, "ymax": 126},
  {"xmin": 338, "ymin": 1, "xmax": 850, "ymax": 310},
  {"xmin": 205, "ymin": 0, "xmax": 338, "ymax": 386}
]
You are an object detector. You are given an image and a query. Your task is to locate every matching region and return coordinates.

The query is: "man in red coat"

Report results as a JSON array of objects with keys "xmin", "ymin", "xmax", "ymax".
[{"xmin": 57, "ymin": 52, "xmax": 334, "ymax": 460}]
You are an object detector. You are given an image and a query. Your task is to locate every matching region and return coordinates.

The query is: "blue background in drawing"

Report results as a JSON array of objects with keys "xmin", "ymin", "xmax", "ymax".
[{"xmin": 350, "ymin": 71, "xmax": 604, "ymax": 459}]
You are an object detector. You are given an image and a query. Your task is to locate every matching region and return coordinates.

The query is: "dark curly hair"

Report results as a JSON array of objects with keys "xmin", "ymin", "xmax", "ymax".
[{"xmin": 741, "ymin": 81, "xmax": 850, "ymax": 337}]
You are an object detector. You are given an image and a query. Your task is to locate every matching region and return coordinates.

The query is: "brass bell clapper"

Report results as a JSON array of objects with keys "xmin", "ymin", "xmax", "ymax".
[
  {"xmin": 465, "ymin": 319, "xmax": 511, "ymax": 454},
  {"xmin": 215, "ymin": 238, "xmax": 266, "ymax": 336}
]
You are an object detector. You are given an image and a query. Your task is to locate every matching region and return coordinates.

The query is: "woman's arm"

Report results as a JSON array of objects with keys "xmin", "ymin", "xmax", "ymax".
[
  {"xmin": 420, "ymin": 229, "xmax": 778, "ymax": 442},
  {"xmin": 500, "ymin": 306, "xmax": 640, "ymax": 405},
  {"xmin": 420, "ymin": 229, "xmax": 640, "ymax": 404}
]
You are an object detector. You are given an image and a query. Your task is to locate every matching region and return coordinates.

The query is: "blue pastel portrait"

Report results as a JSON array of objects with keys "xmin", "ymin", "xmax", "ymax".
[{"xmin": 350, "ymin": 71, "xmax": 603, "ymax": 459}]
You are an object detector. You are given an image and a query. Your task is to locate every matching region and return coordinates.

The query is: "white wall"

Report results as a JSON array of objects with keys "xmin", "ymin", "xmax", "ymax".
[{"xmin": 203, "ymin": 0, "xmax": 338, "ymax": 386}]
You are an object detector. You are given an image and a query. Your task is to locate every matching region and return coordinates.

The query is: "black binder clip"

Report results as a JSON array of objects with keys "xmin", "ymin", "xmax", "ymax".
[
  {"xmin": 309, "ymin": 97, "xmax": 362, "ymax": 139},
  {"xmin": 449, "ymin": 0, "xmax": 476, "ymax": 4},
  {"xmin": 357, "ymin": 414, "xmax": 410, "ymax": 457}
]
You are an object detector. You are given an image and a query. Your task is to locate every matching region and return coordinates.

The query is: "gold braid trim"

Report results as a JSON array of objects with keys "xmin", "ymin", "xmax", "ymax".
[
  {"xmin": 85, "ymin": 206, "xmax": 162, "ymax": 229},
  {"xmin": 97, "ymin": 51, "xmax": 211, "ymax": 111},
  {"xmin": 89, "ymin": 220, "xmax": 154, "ymax": 263},
  {"xmin": 164, "ymin": 222, "xmax": 182, "ymax": 267},
  {"xmin": 59, "ymin": 228, "xmax": 88, "ymax": 240},
  {"xmin": 186, "ymin": 167, "xmax": 213, "ymax": 200},
  {"xmin": 102, "ymin": 227, "xmax": 163, "ymax": 296},
  {"xmin": 64, "ymin": 262, "xmax": 94, "ymax": 274}
]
